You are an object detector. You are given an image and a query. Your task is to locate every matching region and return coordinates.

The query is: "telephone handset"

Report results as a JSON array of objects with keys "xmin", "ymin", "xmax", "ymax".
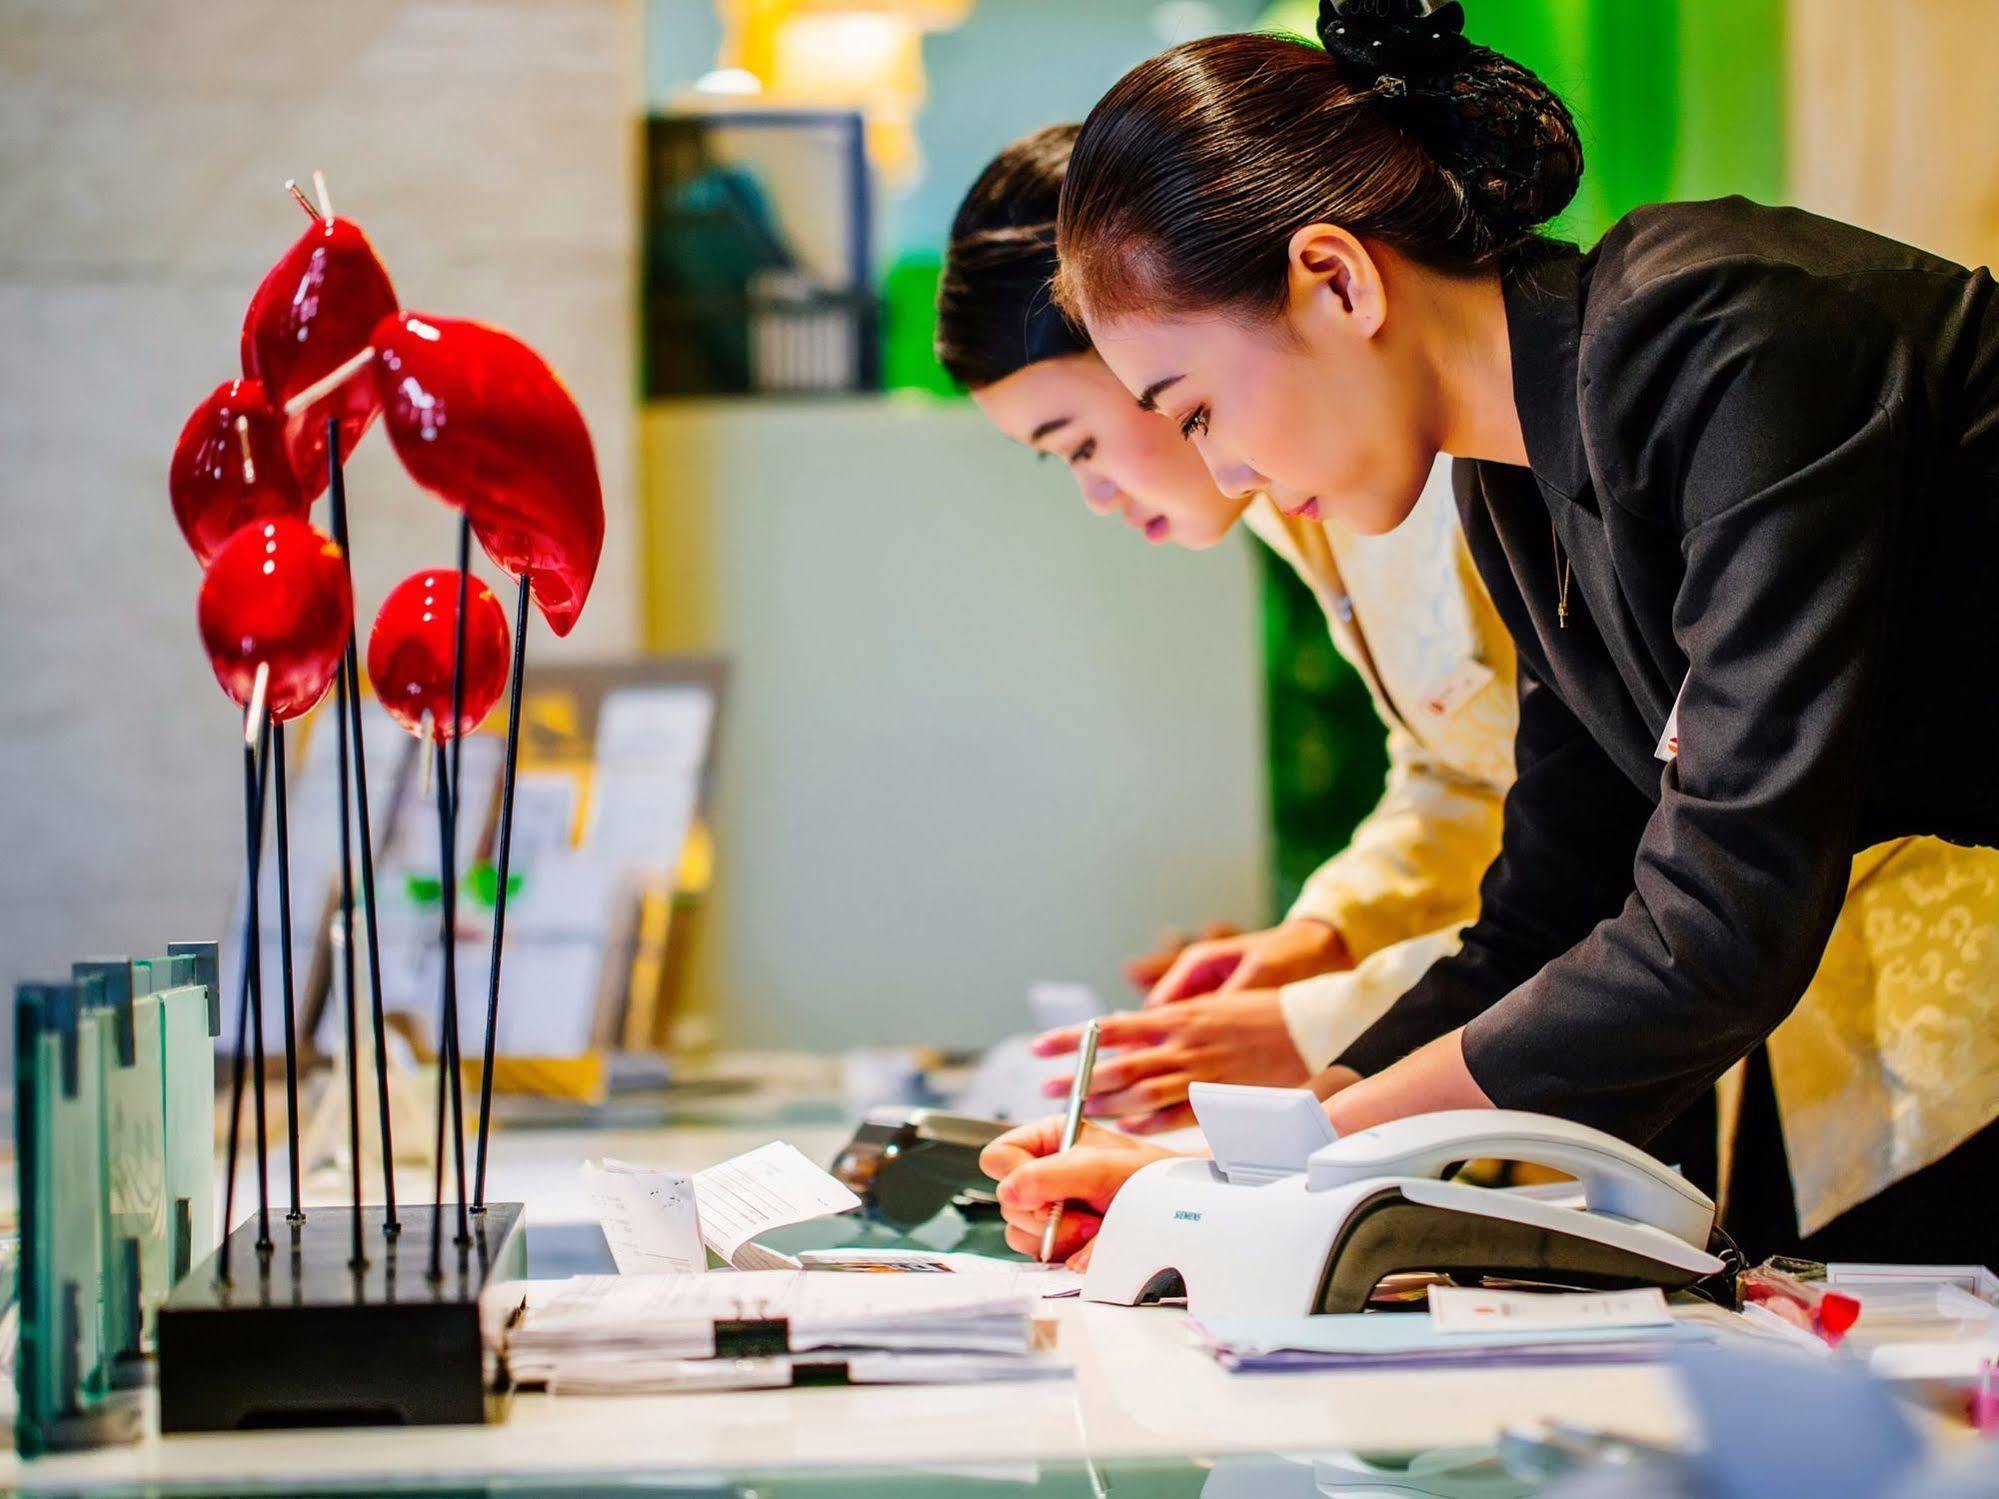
[
  {"xmin": 1084, "ymin": 1085, "xmax": 1725, "ymax": 1322},
  {"xmin": 1305, "ymin": 1110, "xmax": 1717, "ymax": 1249}
]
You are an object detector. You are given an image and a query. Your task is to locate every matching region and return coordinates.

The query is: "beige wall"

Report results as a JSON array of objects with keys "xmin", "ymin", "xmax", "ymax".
[
  {"xmin": 0, "ymin": 1, "xmax": 640, "ymax": 998},
  {"xmin": 1788, "ymin": 0, "xmax": 1999, "ymax": 270}
]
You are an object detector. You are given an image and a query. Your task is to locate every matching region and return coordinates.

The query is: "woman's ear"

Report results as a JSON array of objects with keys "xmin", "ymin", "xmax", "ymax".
[{"xmin": 1286, "ymin": 223, "xmax": 1387, "ymax": 340}]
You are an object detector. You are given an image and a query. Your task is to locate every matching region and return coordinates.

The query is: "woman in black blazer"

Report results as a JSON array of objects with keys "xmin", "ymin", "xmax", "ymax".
[{"xmin": 988, "ymin": 0, "xmax": 1999, "ymax": 1263}]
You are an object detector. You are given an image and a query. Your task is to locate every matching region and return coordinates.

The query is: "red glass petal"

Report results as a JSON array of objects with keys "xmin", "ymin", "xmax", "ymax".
[
  {"xmin": 169, "ymin": 378, "xmax": 309, "ymax": 565},
  {"xmin": 369, "ymin": 312, "xmax": 604, "ymax": 637},
  {"xmin": 196, "ymin": 518, "xmax": 353, "ymax": 722},
  {"xmin": 366, "ymin": 569, "xmax": 512, "ymax": 741},
  {"xmin": 241, "ymin": 216, "xmax": 398, "ymax": 498}
]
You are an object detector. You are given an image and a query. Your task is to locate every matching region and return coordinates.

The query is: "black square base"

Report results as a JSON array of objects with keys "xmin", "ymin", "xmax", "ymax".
[{"xmin": 156, "ymin": 1203, "xmax": 525, "ymax": 1432}]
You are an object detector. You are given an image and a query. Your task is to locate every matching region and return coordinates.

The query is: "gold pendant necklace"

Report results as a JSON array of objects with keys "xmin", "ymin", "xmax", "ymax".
[{"xmin": 1553, "ymin": 526, "xmax": 1572, "ymax": 629}]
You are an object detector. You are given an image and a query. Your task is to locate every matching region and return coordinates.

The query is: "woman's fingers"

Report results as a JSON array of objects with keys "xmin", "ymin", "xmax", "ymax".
[
  {"xmin": 1002, "ymin": 1208, "xmax": 1101, "ymax": 1263},
  {"xmin": 1084, "ymin": 1073, "xmax": 1197, "ymax": 1119},
  {"xmin": 1143, "ymin": 938, "xmax": 1247, "ymax": 1008},
  {"xmin": 1121, "ymin": 1102, "xmax": 1198, "ymax": 1135},
  {"xmin": 995, "ymin": 1145, "xmax": 1151, "ymax": 1216},
  {"xmin": 1044, "ymin": 1046, "xmax": 1178, "ymax": 1101},
  {"xmin": 1030, "ymin": 1010, "xmax": 1171, "ymax": 1060},
  {"xmin": 1215, "ymin": 918, "xmax": 1349, "ymax": 993},
  {"xmin": 978, "ymin": 1116, "xmax": 1070, "ymax": 1182},
  {"xmin": 980, "ymin": 1116, "xmax": 1137, "ymax": 1182},
  {"xmin": 1121, "ymin": 941, "xmax": 1185, "ymax": 995}
]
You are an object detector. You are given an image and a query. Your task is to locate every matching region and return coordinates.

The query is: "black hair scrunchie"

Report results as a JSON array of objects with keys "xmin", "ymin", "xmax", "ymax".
[{"xmin": 1316, "ymin": 0, "xmax": 1470, "ymax": 95}]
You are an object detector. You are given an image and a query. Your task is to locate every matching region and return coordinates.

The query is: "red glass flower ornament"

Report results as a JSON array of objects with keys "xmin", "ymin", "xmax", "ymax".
[
  {"xmin": 196, "ymin": 518, "xmax": 353, "ymax": 721},
  {"xmin": 169, "ymin": 378, "xmax": 309, "ymax": 565},
  {"xmin": 241, "ymin": 216, "xmax": 398, "ymax": 497},
  {"xmin": 369, "ymin": 312, "xmax": 604, "ymax": 637},
  {"xmin": 366, "ymin": 569, "xmax": 512, "ymax": 742}
]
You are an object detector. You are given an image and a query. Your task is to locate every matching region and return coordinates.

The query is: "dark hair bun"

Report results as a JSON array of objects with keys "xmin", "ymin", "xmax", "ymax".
[
  {"xmin": 1441, "ymin": 48, "xmax": 1583, "ymax": 237},
  {"xmin": 1316, "ymin": 1, "xmax": 1581, "ymax": 244}
]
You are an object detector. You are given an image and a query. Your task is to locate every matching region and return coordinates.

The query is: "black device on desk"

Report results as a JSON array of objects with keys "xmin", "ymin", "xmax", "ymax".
[
  {"xmin": 831, "ymin": 1107, "xmax": 1010, "ymax": 1230},
  {"xmin": 155, "ymin": 1203, "xmax": 526, "ymax": 1430}
]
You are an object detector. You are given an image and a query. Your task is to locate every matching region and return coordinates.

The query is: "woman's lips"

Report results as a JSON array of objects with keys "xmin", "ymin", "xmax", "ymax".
[
  {"xmin": 1143, "ymin": 515, "xmax": 1171, "ymax": 543},
  {"xmin": 1286, "ymin": 496, "xmax": 1322, "ymax": 521}
]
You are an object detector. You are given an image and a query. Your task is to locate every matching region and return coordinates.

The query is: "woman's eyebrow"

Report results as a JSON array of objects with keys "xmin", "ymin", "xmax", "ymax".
[
  {"xmin": 1030, "ymin": 415, "xmax": 1072, "ymax": 443},
  {"xmin": 1136, "ymin": 375, "xmax": 1183, "ymax": 412}
]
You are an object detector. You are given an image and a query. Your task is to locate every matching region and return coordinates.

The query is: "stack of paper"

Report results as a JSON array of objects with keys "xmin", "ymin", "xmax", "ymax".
[{"xmin": 489, "ymin": 1271, "xmax": 1067, "ymax": 1394}]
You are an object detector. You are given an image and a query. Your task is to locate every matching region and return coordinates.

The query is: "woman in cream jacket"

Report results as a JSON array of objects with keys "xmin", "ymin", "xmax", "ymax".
[{"xmin": 939, "ymin": 125, "xmax": 1514, "ymax": 1130}]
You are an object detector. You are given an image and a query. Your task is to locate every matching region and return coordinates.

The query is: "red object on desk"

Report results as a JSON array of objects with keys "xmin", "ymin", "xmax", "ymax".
[
  {"xmin": 196, "ymin": 518, "xmax": 352, "ymax": 720},
  {"xmin": 369, "ymin": 311, "xmax": 604, "ymax": 637},
  {"xmin": 169, "ymin": 378, "xmax": 309, "ymax": 565},
  {"xmin": 366, "ymin": 568, "xmax": 512, "ymax": 741},
  {"xmin": 240, "ymin": 216, "xmax": 398, "ymax": 495},
  {"xmin": 1740, "ymin": 1263, "xmax": 1863, "ymax": 1346}
]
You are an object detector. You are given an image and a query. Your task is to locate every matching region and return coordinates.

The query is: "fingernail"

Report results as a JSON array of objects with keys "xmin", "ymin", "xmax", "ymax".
[{"xmin": 1042, "ymin": 1079, "xmax": 1068, "ymax": 1097}]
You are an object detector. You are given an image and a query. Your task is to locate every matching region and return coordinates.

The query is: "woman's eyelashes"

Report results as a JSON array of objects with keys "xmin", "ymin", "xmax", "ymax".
[
  {"xmin": 1176, "ymin": 405, "xmax": 1211, "ymax": 442},
  {"xmin": 1066, "ymin": 437, "xmax": 1098, "ymax": 466}
]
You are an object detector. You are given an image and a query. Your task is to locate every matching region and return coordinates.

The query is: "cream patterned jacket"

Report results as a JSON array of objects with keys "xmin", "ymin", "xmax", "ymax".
[
  {"xmin": 1246, "ymin": 463, "xmax": 1999, "ymax": 1233},
  {"xmin": 1241, "ymin": 461, "xmax": 1515, "ymax": 1074}
]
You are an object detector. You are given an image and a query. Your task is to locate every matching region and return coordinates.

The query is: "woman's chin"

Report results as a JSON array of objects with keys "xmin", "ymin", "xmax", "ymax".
[
  {"xmin": 1171, "ymin": 519, "xmax": 1238, "ymax": 551},
  {"xmin": 1331, "ymin": 492, "xmax": 1418, "ymax": 537}
]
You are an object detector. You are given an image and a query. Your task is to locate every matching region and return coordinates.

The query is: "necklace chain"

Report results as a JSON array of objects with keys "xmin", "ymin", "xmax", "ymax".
[{"xmin": 1553, "ymin": 526, "xmax": 1572, "ymax": 629}]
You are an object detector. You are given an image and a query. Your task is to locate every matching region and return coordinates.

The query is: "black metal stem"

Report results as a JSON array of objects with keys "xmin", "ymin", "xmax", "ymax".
[
  {"xmin": 246, "ymin": 721, "xmax": 273, "ymax": 1254},
  {"xmin": 273, "ymin": 720, "xmax": 304, "ymax": 1223},
  {"xmin": 473, "ymin": 570, "xmax": 530, "ymax": 1210},
  {"xmin": 218, "ymin": 699, "xmax": 272, "ymax": 1280},
  {"xmin": 325, "ymin": 416, "xmax": 399, "ymax": 1235},
  {"xmin": 446, "ymin": 521, "xmax": 472, "ymax": 1243},
  {"xmin": 427, "ymin": 746, "xmax": 472, "ymax": 1276},
  {"xmin": 326, "ymin": 423, "xmax": 368, "ymax": 1267}
]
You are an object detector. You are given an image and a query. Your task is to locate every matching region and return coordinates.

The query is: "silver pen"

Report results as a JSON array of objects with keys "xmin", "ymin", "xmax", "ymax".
[{"xmin": 1040, "ymin": 1018, "xmax": 1102, "ymax": 1263}]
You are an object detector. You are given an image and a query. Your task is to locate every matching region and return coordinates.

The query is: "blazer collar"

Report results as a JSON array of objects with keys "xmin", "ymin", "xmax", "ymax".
[{"xmin": 1502, "ymin": 241, "xmax": 1592, "ymax": 505}]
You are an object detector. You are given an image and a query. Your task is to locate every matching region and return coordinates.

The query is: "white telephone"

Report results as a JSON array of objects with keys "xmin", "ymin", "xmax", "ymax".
[{"xmin": 1083, "ymin": 1083, "xmax": 1724, "ymax": 1322}]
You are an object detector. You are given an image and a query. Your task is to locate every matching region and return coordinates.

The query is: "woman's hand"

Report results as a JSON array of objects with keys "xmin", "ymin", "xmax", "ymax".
[
  {"xmin": 979, "ymin": 1117, "xmax": 1182, "ymax": 1267},
  {"xmin": 1030, "ymin": 992, "xmax": 1312, "ymax": 1133},
  {"xmin": 1121, "ymin": 921, "xmax": 1242, "ymax": 994},
  {"xmin": 1142, "ymin": 918, "xmax": 1351, "ymax": 1007}
]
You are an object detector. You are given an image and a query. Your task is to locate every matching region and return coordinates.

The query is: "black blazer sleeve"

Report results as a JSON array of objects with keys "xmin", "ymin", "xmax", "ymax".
[
  {"xmin": 1337, "ymin": 657, "xmax": 1650, "ymax": 1077},
  {"xmin": 1348, "ymin": 257, "xmax": 1920, "ymax": 1144}
]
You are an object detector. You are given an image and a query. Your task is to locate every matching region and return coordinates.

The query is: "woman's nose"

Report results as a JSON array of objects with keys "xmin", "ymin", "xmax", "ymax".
[
  {"xmin": 1201, "ymin": 450, "xmax": 1264, "ymax": 501},
  {"xmin": 1079, "ymin": 473, "xmax": 1121, "ymax": 515}
]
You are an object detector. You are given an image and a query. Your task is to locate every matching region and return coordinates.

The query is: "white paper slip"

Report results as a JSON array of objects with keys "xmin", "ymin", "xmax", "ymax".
[
  {"xmin": 1654, "ymin": 674, "xmax": 1689, "ymax": 763},
  {"xmin": 1429, "ymin": 1287, "xmax": 1672, "ymax": 1334},
  {"xmin": 694, "ymin": 1141, "xmax": 862, "ymax": 1267},
  {"xmin": 796, "ymin": 1249, "xmax": 1085, "ymax": 1300},
  {"xmin": 584, "ymin": 1160, "xmax": 707, "ymax": 1275},
  {"xmin": 1419, "ymin": 658, "xmax": 1498, "ymax": 721},
  {"xmin": 583, "ymin": 1143, "xmax": 861, "ymax": 1273}
]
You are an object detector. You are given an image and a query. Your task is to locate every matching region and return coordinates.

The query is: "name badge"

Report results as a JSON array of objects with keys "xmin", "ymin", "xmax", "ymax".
[
  {"xmin": 1420, "ymin": 659, "xmax": 1497, "ymax": 721},
  {"xmin": 1655, "ymin": 675, "xmax": 1689, "ymax": 763}
]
